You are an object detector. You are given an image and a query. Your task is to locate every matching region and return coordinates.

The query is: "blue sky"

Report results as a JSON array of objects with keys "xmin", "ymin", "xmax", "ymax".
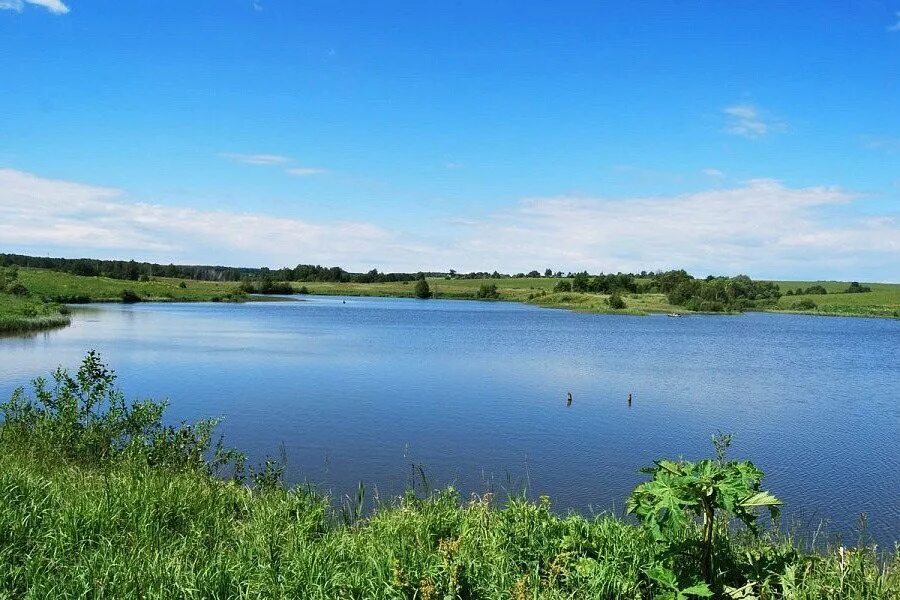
[{"xmin": 1, "ymin": 1, "xmax": 898, "ymax": 279}]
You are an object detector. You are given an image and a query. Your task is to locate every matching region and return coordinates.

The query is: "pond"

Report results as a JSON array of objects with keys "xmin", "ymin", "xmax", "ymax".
[{"xmin": 1, "ymin": 296, "xmax": 897, "ymax": 545}]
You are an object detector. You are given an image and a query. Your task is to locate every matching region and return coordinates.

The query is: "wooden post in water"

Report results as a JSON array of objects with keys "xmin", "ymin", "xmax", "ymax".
[
  {"xmin": 566, "ymin": 392, "xmax": 572, "ymax": 406},
  {"xmin": 627, "ymin": 393, "xmax": 632, "ymax": 407}
]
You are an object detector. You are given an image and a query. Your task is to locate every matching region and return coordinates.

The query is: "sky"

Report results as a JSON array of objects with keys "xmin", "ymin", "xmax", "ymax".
[{"xmin": 1, "ymin": 1, "xmax": 898, "ymax": 280}]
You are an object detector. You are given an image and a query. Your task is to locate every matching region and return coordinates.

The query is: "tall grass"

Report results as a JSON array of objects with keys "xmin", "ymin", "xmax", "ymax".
[{"xmin": 1, "ymin": 354, "xmax": 897, "ymax": 598}]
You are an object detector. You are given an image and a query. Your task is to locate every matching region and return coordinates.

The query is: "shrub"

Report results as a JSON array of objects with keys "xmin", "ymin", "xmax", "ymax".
[
  {"xmin": 414, "ymin": 279, "xmax": 431, "ymax": 299},
  {"xmin": 846, "ymin": 282, "xmax": 871, "ymax": 294},
  {"xmin": 792, "ymin": 299, "xmax": 817, "ymax": 310},
  {"xmin": 607, "ymin": 292, "xmax": 626, "ymax": 310},
  {"xmin": 0, "ymin": 351, "xmax": 239, "ymax": 473},
  {"xmin": 553, "ymin": 280, "xmax": 572, "ymax": 292},
  {"xmin": 475, "ymin": 283, "xmax": 500, "ymax": 299},
  {"xmin": 297, "ymin": 285, "xmax": 310, "ymax": 294},
  {"xmin": 178, "ymin": 281, "xmax": 187, "ymax": 288},
  {"xmin": 120, "ymin": 289, "xmax": 141, "ymax": 303}
]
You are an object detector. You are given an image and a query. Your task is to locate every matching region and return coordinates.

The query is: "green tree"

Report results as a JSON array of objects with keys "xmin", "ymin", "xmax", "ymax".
[
  {"xmin": 475, "ymin": 283, "xmax": 499, "ymax": 299},
  {"xmin": 414, "ymin": 279, "xmax": 431, "ymax": 299},
  {"xmin": 608, "ymin": 292, "xmax": 626, "ymax": 309}
]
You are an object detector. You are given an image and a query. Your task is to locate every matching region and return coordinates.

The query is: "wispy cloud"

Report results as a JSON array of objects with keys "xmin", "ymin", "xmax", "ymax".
[
  {"xmin": 219, "ymin": 153, "xmax": 291, "ymax": 166},
  {"xmin": 889, "ymin": 11, "xmax": 900, "ymax": 31},
  {"xmin": 722, "ymin": 104, "xmax": 785, "ymax": 139},
  {"xmin": 702, "ymin": 168, "xmax": 726, "ymax": 178},
  {"xmin": 861, "ymin": 135, "xmax": 900, "ymax": 153},
  {"xmin": 285, "ymin": 167, "xmax": 327, "ymax": 177},
  {"xmin": 0, "ymin": 0, "xmax": 69, "ymax": 13}
]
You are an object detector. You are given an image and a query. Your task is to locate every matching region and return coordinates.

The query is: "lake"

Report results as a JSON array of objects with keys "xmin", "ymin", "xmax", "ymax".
[{"xmin": 1, "ymin": 296, "xmax": 897, "ymax": 546}]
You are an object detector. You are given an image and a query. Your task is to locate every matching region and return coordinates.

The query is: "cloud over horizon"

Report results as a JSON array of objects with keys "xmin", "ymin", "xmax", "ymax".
[{"xmin": 1, "ymin": 168, "xmax": 897, "ymax": 281}]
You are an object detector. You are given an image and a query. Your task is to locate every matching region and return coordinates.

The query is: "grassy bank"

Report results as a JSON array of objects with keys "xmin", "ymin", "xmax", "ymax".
[
  {"xmin": 8, "ymin": 268, "xmax": 900, "ymax": 320},
  {"xmin": 294, "ymin": 276, "xmax": 900, "ymax": 318},
  {"xmin": 0, "ymin": 294, "xmax": 70, "ymax": 335},
  {"xmin": 1, "ymin": 354, "xmax": 897, "ymax": 599}
]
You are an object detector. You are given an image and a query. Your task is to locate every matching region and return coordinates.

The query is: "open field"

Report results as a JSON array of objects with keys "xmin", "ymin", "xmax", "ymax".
[
  {"xmin": 768, "ymin": 281, "xmax": 900, "ymax": 318},
  {"xmin": 18, "ymin": 268, "xmax": 244, "ymax": 302}
]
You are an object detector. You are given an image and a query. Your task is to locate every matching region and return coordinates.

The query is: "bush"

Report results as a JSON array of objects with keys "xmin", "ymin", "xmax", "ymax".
[
  {"xmin": 414, "ymin": 279, "xmax": 431, "ymax": 299},
  {"xmin": 120, "ymin": 289, "xmax": 141, "ymax": 303},
  {"xmin": 178, "ymin": 281, "xmax": 187, "ymax": 288},
  {"xmin": 475, "ymin": 283, "xmax": 500, "ymax": 299},
  {"xmin": 297, "ymin": 285, "xmax": 309, "ymax": 294},
  {"xmin": 553, "ymin": 280, "xmax": 572, "ymax": 292},
  {"xmin": 0, "ymin": 351, "xmax": 237, "ymax": 473},
  {"xmin": 607, "ymin": 292, "xmax": 626, "ymax": 309},
  {"xmin": 846, "ymin": 282, "xmax": 871, "ymax": 294},
  {"xmin": 792, "ymin": 299, "xmax": 817, "ymax": 310}
]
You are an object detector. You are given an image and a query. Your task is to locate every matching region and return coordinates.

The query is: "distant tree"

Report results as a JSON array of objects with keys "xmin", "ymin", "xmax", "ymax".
[
  {"xmin": 544, "ymin": 268, "xmax": 553, "ymax": 277},
  {"xmin": 448, "ymin": 269, "xmax": 456, "ymax": 278},
  {"xmin": 476, "ymin": 283, "xmax": 500, "ymax": 299},
  {"xmin": 527, "ymin": 270, "xmax": 540, "ymax": 278},
  {"xmin": 414, "ymin": 279, "xmax": 431, "ymax": 299},
  {"xmin": 608, "ymin": 292, "xmax": 626, "ymax": 310},
  {"xmin": 572, "ymin": 272, "xmax": 591, "ymax": 292},
  {"xmin": 845, "ymin": 282, "xmax": 871, "ymax": 294},
  {"xmin": 553, "ymin": 280, "xmax": 572, "ymax": 293}
]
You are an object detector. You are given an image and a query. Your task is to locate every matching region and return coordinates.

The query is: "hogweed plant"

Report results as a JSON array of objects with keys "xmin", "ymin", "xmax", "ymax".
[{"xmin": 626, "ymin": 434, "xmax": 781, "ymax": 597}]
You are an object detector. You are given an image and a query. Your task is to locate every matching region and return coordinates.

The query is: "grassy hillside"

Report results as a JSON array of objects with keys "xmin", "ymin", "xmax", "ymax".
[
  {"xmin": 18, "ymin": 268, "xmax": 244, "ymax": 302},
  {"xmin": 769, "ymin": 281, "xmax": 900, "ymax": 318},
  {"xmin": 1, "ymin": 354, "xmax": 897, "ymax": 599}
]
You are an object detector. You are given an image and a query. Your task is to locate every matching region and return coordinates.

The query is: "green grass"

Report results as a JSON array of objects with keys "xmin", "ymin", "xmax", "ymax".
[
  {"xmin": 768, "ymin": 281, "xmax": 900, "ymax": 318},
  {"xmin": 1, "ymin": 354, "xmax": 897, "ymax": 599},
  {"xmin": 18, "ymin": 268, "xmax": 244, "ymax": 302},
  {"xmin": 0, "ymin": 294, "xmax": 70, "ymax": 335}
]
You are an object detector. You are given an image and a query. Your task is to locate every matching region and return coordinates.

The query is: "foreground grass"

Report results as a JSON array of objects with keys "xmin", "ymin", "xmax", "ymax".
[
  {"xmin": 1, "ymin": 355, "xmax": 898, "ymax": 599},
  {"xmin": 7, "ymin": 452, "xmax": 896, "ymax": 599}
]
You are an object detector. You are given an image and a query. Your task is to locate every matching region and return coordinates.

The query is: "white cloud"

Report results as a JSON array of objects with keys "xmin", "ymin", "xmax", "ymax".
[
  {"xmin": 451, "ymin": 179, "xmax": 898, "ymax": 279},
  {"xmin": 286, "ymin": 167, "xmax": 327, "ymax": 177},
  {"xmin": 722, "ymin": 104, "xmax": 785, "ymax": 139},
  {"xmin": 702, "ymin": 168, "xmax": 725, "ymax": 178},
  {"xmin": 0, "ymin": 168, "xmax": 422, "ymax": 269},
  {"xmin": 219, "ymin": 153, "xmax": 291, "ymax": 166},
  {"xmin": 889, "ymin": 11, "xmax": 900, "ymax": 31},
  {"xmin": 0, "ymin": 0, "xmax": 69, "ymax": 13},
  {"xmin": 1, "ymin": 168, "xmax": 897, "ymax": 280}
]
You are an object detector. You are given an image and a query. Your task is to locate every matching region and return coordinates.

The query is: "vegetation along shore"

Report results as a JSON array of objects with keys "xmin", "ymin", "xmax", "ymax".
[
  {"xmin": 0, "ymin": 353, "xmax": 896, "ymax": 598},
  {"xmin": 1, "ymin": 253, "xmax": 897, "ymax": 335}
]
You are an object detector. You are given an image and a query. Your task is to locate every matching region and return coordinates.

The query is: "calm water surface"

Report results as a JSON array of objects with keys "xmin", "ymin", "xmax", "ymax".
[{"xmin": 1, "ymin": 297, "xmax": 897, "ymax": 545}]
